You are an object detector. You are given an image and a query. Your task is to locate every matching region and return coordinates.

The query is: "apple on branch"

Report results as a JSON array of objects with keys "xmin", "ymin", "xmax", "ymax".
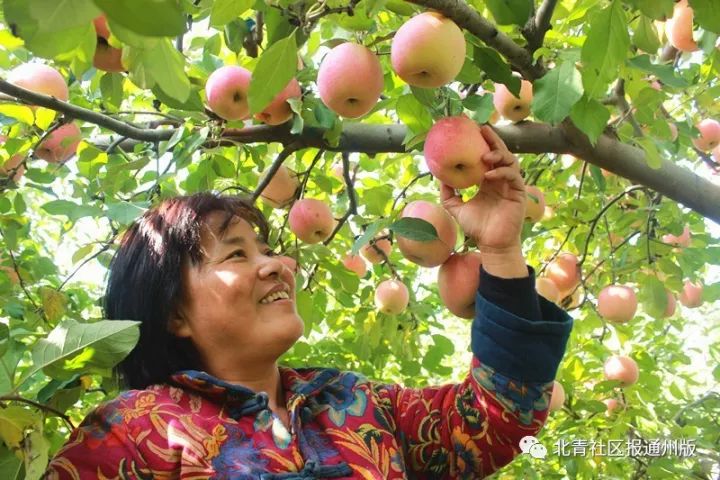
[
  {"xmin": 524, "ymin": 185, "xmax": 546, "ymax": 223},
  {"xmin": 205, "ymin": 65, "xmax": 252, "ymax": 121},
  {"xmin": 342, "ymin": 254, "xmax": 367, "ymax": 277},
  {"xmin": 597, "ymin": 284, "xmax": 638, "ymax": 324},
  {"xmin": 374, "ymin": 279, "xmax": 409, "ymax": 315},
  {"xmin": 391, "ymin": 12, "xmax": 466, "ymax": 88},
  {"xmin": 423, "ymin": 116, "xmax": 489, "ymax": 189},
  {"xmin": 603, "ymin": 355, "xmax": 639, "ymax": 387},
  {"xmin": 360, "ymin": 238, "xmax": 392, "ymax": 264},
  {"xmin": 255, "ymin": 78, "xmax": 301, "ymax": 126},
  {"xmin": 692, "ymin": 119, "xmax": 720, "ymax": 151},
  {"xmin": 679, "ymin": 280, "xmax": 703, "ymax": 308},
  {"xmin": 8, "ymin": 63, "xmax": 69, "ymax": 103},
  {"xmin": 288, "ymin": 198, "xmax": 335, "ymax": 244},
  {"xmin": 0, "ymin": 135, "xmax": 25, "ymax": 182},
  {"xmin": 259, "ymin": 165, "xmax": 299, "ymax": 209},
  {"xmin": 546, "ymin": 252, "xmax": 581, "ymax": 296},
  {"xmin": 665, "ymin": 0, "xmax": 699, "ymax": 53},
  {"xmin": 317, "ymin": 43, "xmax": 384, "ymax": 118},
  {"xmin": 437, "ymin": 251, "xmax": 482, "ymax": 318},
  {"xmin": 93, "ymin": 16, "xmax": 125, "ymax": 73},
  {"xmin": 536, "ymin": 277, "xmax": 561, "ymax": 304},
  {"xmin": 397, "ymin": 200, "xmax": 458, "ymax": 268},
  {"xmin": 493, "ymin": 78, "xmax": 533, "ymax": 122},
  {"xmin": 36, "ymin": 123, "xmax": 82, "ymax": 164}
]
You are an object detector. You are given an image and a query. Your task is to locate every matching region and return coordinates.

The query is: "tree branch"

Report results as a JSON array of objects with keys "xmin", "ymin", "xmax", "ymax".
[{"xmin": 523, "ymin": 0, "xmax": 558, "ymax": 54}]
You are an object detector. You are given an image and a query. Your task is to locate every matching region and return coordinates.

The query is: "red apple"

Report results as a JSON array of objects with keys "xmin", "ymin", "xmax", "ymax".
[
  {"xmin": 692, "ymin": 119, "xmax": 720, "ymax": 151},
  {"xmin": 603, "ymin": 398, "xmax": 623, "ymax": 416},
  {"xmin": 254, "ymin": 78, "xmax": 301, "ymax": 125},
  {"xmin": 93, "ymin": 16, "xmax": 124, "ymax": 73},
  {"xmin": 663, "ymin": 290, "xmax": 677, "ymax": 318},
  {"xmin": 397, "ymin": 200, "xmax": 457, "ymax": 267},
  {"xmin": 437, "ymin": 251, "xmax": 482, "ymax": 318},
  {"xmin": 8, "ymin": 63, "xmax": 69, "ymax": 102},
  {"xmin": 525, "ymin": 185, "xmax": 546, "ymax": 223},
  {"xmin": 375, "ymin": 279, "xmax": 409, "ymax": 315},
  {"xmin": 390, "ymin": 12, "xmax": 466, "ymax": 88},
  {"xmin": 665, "ymin": 0, "xmax": 699, "ymax": 53},
  {"xmin": 546, "ymin": 252, "xmax": 580, "ymax": 295},
  {"xmin": 36, "ymin": 123, "xmax": 81, "ymax": 164},
  {"xmin": 288, "ymin": 198, "xmax": 335, "ymax": 244},
  {"xmin": 603, "ymin": 355, "xmax": 639, "ymax": 387},
  {"xmin": 317, "ymin": 43, "xmax": 384, "ymax": 118},
  {"xmin": 679, "ymin": 280, "xmax": 703, "ymax": 308},
  {"xmin": 536, "ymin": 277, "xmax": 561, "ymax": 303},
  {"xmin": 259, "ymin": 165, "xmax": 299, "ymax": 209},
  {"xmin": 423, "ymin": 116, "xmax": 489, "ymax": 189},
  {"xmin": 360, "ymin": 238, "xmax": 392, "ymax": 264},
  {"xmin": 549, "ymin": 381, "xmax": 565, "ymax": 413},
  {"xmin": 597, "ymin": 285, "xmax": 638, "ymax": 324},
  {"xmin": 342, "ymin": 254, "xmax": 367, "ymax": 277},
  {"xmin": 205, "ymin": 65, "xmax": 252, "ymax": 121},
  {"xmin": 493, "ymin": 79, "xmax": 533, "ymax": 122}
]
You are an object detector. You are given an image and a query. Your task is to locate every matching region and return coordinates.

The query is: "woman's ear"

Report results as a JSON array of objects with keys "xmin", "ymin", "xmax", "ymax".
[{"xmin": 167, "ymin": 306, "xmax": 192, "ymax": 338}]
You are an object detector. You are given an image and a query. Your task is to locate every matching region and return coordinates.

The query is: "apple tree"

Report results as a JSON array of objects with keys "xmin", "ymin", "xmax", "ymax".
[{"xmin": 0, "ymin": 0, "xmax": 719, "ymax": 478}]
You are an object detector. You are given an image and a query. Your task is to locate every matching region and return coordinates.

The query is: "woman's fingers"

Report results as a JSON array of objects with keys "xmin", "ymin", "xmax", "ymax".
[
  {"xmin": 482, "ymin": 150, "xmax": 518, "ymax": 169},
  {"xmin": 480, "ymin": 125, "xmax": 509, "ymax": 153},
  {"xmin": 484, "ymin": 166, "xmax": 525, "ymax": 191},
  {"xmin": 439, "ymin": 182, "xmax": 463, "ymax": 215}
]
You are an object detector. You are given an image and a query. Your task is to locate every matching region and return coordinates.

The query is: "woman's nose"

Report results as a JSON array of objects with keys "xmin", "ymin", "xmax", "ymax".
[{"xmin": 258, "ymin": 255, "xmax": 285, "ymax": 278}]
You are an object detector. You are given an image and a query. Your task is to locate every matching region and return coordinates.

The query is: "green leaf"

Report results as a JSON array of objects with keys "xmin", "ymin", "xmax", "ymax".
[
  {"xmin": 210, "ymin": 0, "xmax": 253, "ymax": 27},
  {"xmin": 396, "ymin": 94, "xmax": 432, "ymax": 135},
  {"xmin": 390, "ymin": 217, "xmax": 439, "ymax": 242},
  {"xmin": 634, "ymin": 16, "xmax": 661, "ymax": 53},
  {"xmin": 627, "ymin": 55, "xmax": 689, "ymax": 88},
  {"xmin": 474, "ymin": 47, "xmax": 521, "ymax": 96},
  {"xmin": 463, "ymin": 93, "xmax": 495, "ymax": 124},
  {"xmin": 689, "ymin": 0, "xmax": 720, "ymax": 34},
  {"xmin": 0, "ymin": 444, "xmax": 22, "ymax": 480},
  {"xmin": 100, "ymin": 73, "xmax": 124, "ymax": 110},
  {"xmin": 29, "ymin": 0, "xmax": 100, "ymax": 31},
  {"xmin": 0, "ymin": 105, "xmax": 34, "ymax": 126},
  {"xmin": 531, "ymin": 62, "xmax": 583, "ymax": 125},
  {"xmin": 637, "ymin": 137, "xmax": 662, "ymax": 169},
  {"xmin": 351, "ymin": 221, "xmax": 387, "ymax": 255},
  {"xmin": 224, "ymin": 19, "xmax": 249, "ymax": 53},
  {"xmin": 23, "ymin": 429, "xmax": 48, "ymax": 480},
  {"xmin": 248, "ymin": 33, "xmax": 298, "ymax": 115},
  {"xmin": 22, "ymin": 319, "xmax": 140, "ymax": 383},
  {"xmin": 129, "ymin": 39, "xmax": 190, "ymax": 103},
  {"xmin": 105, "ymin": 201, "xmax": 148, "ymax": 225},
  {"xmin": 633, "ymin": 0, "xmax": 674, "ymax": 20},
  {"xmin": 41, "ymin": 200, "xmax": 103, "ymax": 222},
  {"xmin": 93, "ymin": 0, "xmax": 187, "ymax": 37},
  {"xmin": 410, "ymin": 87, "xmax": 437, "ymax": 107},
  {"xmin": 581, "ymin": 0, "xmax": 630, "ymax": 97},
  {"xmin": 570, "ymin": 97, "xmax": 610, "ymax": 145},
  {"xmin": 39, "ymin": 287, "xmax": 68, "ymax": 323},
  {"xmin": 638, "ymin": 275, "xmax": 668, "ymax": 319},
  {"xmin": 484, "ymin": 0, "xmax": 533, "ymax": 26}
]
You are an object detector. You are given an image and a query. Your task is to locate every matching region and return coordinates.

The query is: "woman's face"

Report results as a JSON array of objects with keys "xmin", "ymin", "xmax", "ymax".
[{"xmin": 169, "ymin": 212, "xmax": 304, "ymax": 375}]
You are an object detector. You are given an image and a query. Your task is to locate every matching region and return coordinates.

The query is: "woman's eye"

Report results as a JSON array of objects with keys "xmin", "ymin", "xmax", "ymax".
[{"xmin": 230, "ymin": 250, "xmax": 246, "ymax": 258}]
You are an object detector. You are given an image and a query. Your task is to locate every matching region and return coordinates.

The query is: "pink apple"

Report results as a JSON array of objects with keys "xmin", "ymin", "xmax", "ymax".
[
  {"xmin": 360, "ymin": 238, "xmax": 392, "ymax": 264},
  {"xmin": 36, "ymin": 123, "xmax": 82, "ymax": 163},
  {"xmin": 692, "ymin": 119, "xmax": 720, "ymax": 151},
  {"xmin": 663, "ymin": 290, "xmax": 677, "ymax": 317},
  {"xmin": 423, "ymin": 116, "xmax": 489, "ymax": 189},
  {"xmin": 93, "ymin": 16, "xmax": 124, "ymax": 73},
  {"xmin": 397, "ymin": 200, "xmax": 457, "ymax": 267},
  {"xmin": 493, "ymin": 79, "xmax": 533, "ymax": 122},
  {"xmin": 597, "ymin": 285, "xmax": 638, "ymax": 324},
  {"xmin": 317, "ymin": 43, "xmax": 384, "ymax": 118},
  {"xmin": 205, "ymin": 65, "xmax": 252, "ymax": 121},
  {"xmin": 8, "ymin": 63, "xmax": 69, "ymax": 102},
  {"xmin": 603, "ymin": 355, "xmax": 639, "ymax": 387},
  {"xmin": 254, "ymin": 78, "xmax": 301, "ymax": 125},
  {"xmin": 536, "ymin": 277, "xmax": 560, "ymax": 303},
  {"xmin": 437, "ymin": 251, "xmax": 482, "ymax": 318},
  {"xmin": 0, "ymin": 136, "xmax": 25, "ymax": 182},
  {"xmin": 546, "ymin": 252, "xmax": 580, "ymax": 295},
  {"xmin": 662, "ymin": 225, "xmax": 691, "ymax": 247},
  {"xmin": 549, "ymin": 381, "xmax": 565, "ymax": 413},
  {"xmin": 390, "ymin": 12, "xmax": 466, "ymax": 88},
  {"xmin": 259, "ymin": 165, "xmax": 299, "ymax": 209},
  {"xmin": 679, "ymin": 280, "xmax": 703, "ymax": 308},
  {"xmin": 525, "ymin": 185, "xmax": 546, "ymax": 222},
  {"xmin": 288, "ymin": 198, "xmax": 335, "ymax": 244},
  {"xmin": 342, "ymin": 254, "xmax": 367, "ymax": 277},
  {"xmin": 665, "ymin": 0, "xmax": 699, "ymax": 53},
  {"xmin": 603, "ymin": 398, "xmax": 623, "ymax": 416},
  {"xmin": 375, "ymin": 279, "xmax": 410, "ymax": 315}
]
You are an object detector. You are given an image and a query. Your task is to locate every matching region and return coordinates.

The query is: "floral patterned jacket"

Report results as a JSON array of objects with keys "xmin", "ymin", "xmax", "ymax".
[{"xmin": 45, "ymin": 268, "xmax": 573, "ymax": 479}]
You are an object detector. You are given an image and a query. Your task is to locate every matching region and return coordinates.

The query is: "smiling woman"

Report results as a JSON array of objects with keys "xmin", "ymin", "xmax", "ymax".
[{"xmin": 45, "ymin": 175, "xmax": 573, "ymax": 479}]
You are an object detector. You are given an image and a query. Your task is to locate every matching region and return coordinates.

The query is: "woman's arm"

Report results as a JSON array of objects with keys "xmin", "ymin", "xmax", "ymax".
[{"xmin": 371, "ymin": 263, "xmax": 573, "ymax": 478}]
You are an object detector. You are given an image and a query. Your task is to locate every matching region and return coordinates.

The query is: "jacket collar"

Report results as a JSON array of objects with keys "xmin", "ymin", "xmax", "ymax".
[{"xmin": 167, "ymin": 366, "xmax": 363, "ymax": 416}]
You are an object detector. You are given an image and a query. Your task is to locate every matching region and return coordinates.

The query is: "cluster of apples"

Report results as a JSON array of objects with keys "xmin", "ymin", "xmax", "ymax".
[
  {"xmin": 1, "ymin": 64, "xmax": 82, "ymax": 173},
  {"xmin": 549, "ymin": 354, "xmax": 639, "ymax": 416}
]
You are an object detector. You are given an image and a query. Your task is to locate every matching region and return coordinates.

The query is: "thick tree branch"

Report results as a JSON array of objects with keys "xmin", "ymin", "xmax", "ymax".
[
  {"xmin": 523, "ymin": 0, "xmax": 558, "ymax": 53},
  {"xmin": 407, "ymin": 0, "xmax": 546, "ymax": 79}
]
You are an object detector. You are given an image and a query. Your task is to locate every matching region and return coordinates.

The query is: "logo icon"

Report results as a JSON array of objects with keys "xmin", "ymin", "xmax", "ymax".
[{"xmin": 519, "ymin": 435, "xmax": 547, "ymax": 459}]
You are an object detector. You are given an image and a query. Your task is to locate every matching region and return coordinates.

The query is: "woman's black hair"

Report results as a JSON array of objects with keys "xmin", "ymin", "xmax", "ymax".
[{"xmin": 103, "ymin": 191, "xmax": 270, "ymax": 390}]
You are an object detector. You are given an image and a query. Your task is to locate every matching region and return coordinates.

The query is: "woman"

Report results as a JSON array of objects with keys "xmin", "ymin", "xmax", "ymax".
[{"xmin": 45, "ymin": 127, "xmax": 573, "ymax": 479}]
